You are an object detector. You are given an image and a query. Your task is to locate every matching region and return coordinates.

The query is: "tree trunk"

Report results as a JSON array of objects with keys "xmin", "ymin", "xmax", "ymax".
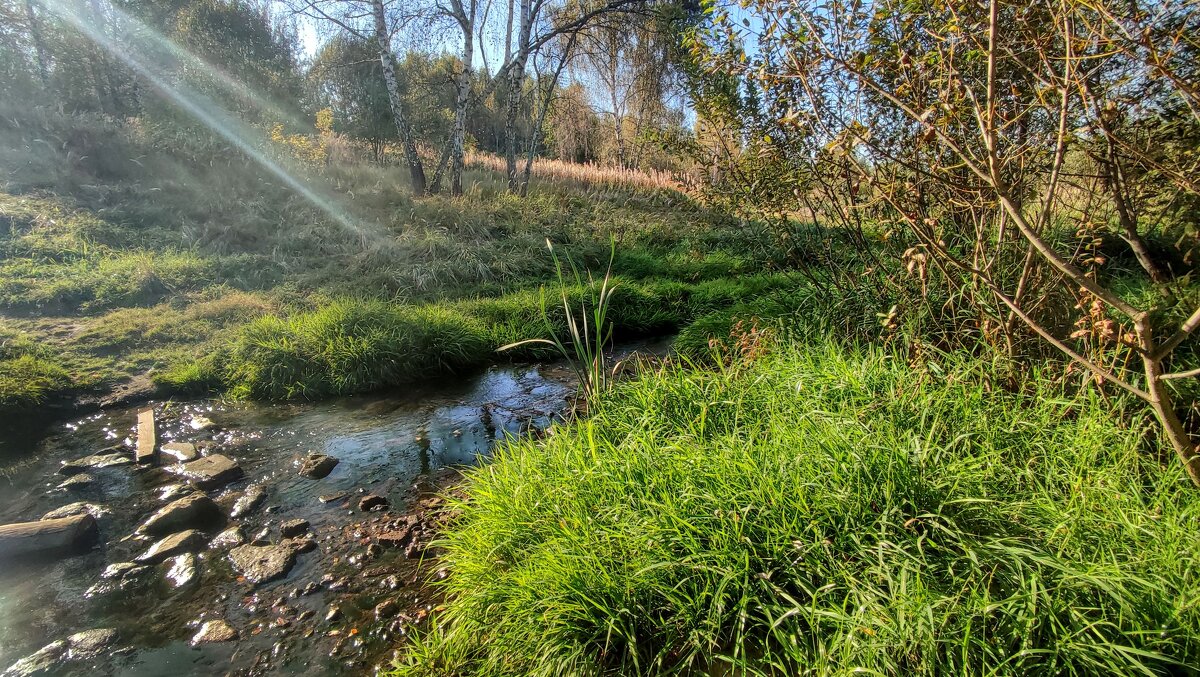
[
  {"xmin": 504, "ymin": 0, "xmax": 532, "ymax": 192},
  {"xmin": 24, "ymin": 0, "xmax": 49, "ymax": 88},
  {"xmin": 450, "ymin": 21, "xmax": 474, "ymax": 196},
  {"xmin": 371, "ymin": 0, "xmax": 426, "ymax": 196}
]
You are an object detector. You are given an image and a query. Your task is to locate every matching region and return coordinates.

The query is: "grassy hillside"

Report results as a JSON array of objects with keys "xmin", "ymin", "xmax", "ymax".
[{"xmin": 0, "ymin": 110, "xmax": 800, "ymax": 413}]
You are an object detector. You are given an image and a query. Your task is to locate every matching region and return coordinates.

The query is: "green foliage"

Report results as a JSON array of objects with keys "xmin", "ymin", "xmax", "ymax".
[{"xmin": 397, "ymin": 340, "xmax": 1200, "ymax": 676}]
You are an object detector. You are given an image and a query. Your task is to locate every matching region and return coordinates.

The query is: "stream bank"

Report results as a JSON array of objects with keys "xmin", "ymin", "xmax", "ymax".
[{"xmin": 0, "ymin": 342, "xmax": 668, "ymax": 675}]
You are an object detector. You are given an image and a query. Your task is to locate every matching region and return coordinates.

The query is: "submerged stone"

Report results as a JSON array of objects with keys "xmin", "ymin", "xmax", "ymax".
[
  {"xmin": 228, "ymin": 544, "xmax": 296, "ymax": 584},
  {"xmin": 65, "ymin": 628, "xmax": 118, "ymax": 660},
  {"xmin": 40, "ymin": 502, "xmax": 108, "ymax": 521},
  {"xmin": 191, "ymin": 619, "xmax": 237, "ymax": 645},
  {"xmin": 2, "ymin": 639, "xmax": 66, "ymax": 677},
  {"xmin": 167, "ymin": 454, "xmax": 243, "ymax": 490}
]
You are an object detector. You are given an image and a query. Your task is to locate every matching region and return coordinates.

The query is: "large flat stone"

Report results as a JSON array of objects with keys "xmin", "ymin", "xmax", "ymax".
[
  {"xmin": 166, "ymin": 454, "xmax": 243, "ymax": 490},
  {"xmin": 136, "ymin": 408, "xmax": 157, "ymax": 464},
  {"xmin": 138, "ymin": 493, "xmax": 220, "ymax": 536},
  {"xmin": 228, "ymin": 544, "xmax": 296, "ymax": 584}
]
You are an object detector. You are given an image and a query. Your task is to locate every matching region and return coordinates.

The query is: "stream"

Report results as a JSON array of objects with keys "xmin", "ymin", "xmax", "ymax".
[{"xmin": 0, "ymin": 340, "xmax": 669, "ymax": 676}]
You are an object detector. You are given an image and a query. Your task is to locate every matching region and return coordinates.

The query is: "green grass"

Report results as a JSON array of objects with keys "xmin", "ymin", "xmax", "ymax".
[
  {"xmin": 0, "ymin": 327, "xmax": 74, "ymax": 407},
  {"xmin": 162, "ymin": 274, "xmax": 802, "ymax": 400},
  {"xmin": 394, "ymin": 339, "xmax": 1200, "ymax": 676}
]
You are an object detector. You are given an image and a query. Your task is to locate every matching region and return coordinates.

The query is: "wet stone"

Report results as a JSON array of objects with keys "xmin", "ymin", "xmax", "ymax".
[
  {"xmin": 299, "ymin": 454, "xmax": 338, "ymax": 479},
  {"xmin": 167, "ymin": 454, "xmax": 243, "ymax": 490},
  {"xmin": 58, "ymin": 448, "xmax": 131, "ymax": 476},
  {"xmin": 209, "ymin": 526, "xmax": 246, "ymax": 550},
  {"xmin": 358, "ymin": 495, "xmax": 388, "ymax": 512},
  {"xmin": 65, "ymin": 628, "xmax": 118, "ymax": 660},
  {"xmin": 376, "ymin": 527, "xmax": 412, "ymax": 548},
  {"xmin": 324, "ymin": 605, "xmax": 341, "ymax": 623},
  {"xmin": 191, "ymin": 619, "xmax": 237, "ymax": 645},
  {"xmin": 318, "ymin": 492, "xmax": 346, "ymax": 504},
  {"xmin": 159, "ymin": 442, "xmax": 198, "ymax": 463},
  {"xmin": 135, "ymin": 530, "xmax": 207, "ymax": 563},
  {"xmin": 3, "ymin": 639, "xmax": 66, "ymax": 677},
  {"xmin": 230, "ymin": 484, "xmax": 267, "ymax": 519},
  {"xmin": 138, "ymin": 493, "xmax": 220, "ymax": 536},
  {"xmin": 158, "ymin": 483, "xmax": 192, "ymax": 502},
  {"xmin": 58, "ymin": 474, "xmax": 95, "ymax": 491},
  {"xmin": 87, "ymin": 563, "xmax": 150, "ymax": 598},
  {"xmin": 40, "ymin": 502, "xmax": 108, "ymax": 521},
  {"xmin": 165, "ymin": 553, "xmax": 199, "ymax": 589},
  {"xmin": 374, "ymin": 599, "xmax": 399, "ymax": 619},
  {"xmin": 279, "ymin": 519, "xmax": 308, "ymax": 538},
  {"xmin": 228, "ymin": 544, "xmax": 296, "ymax": 584},
  {"xmin": 283, "ymin": 536, "xmax": 317, "ymax": 554}
]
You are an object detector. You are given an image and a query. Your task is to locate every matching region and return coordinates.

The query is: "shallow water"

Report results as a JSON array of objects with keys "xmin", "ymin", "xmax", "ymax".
[{"xmin": 0, "ymin": 352, "xmax": 636, "ymax": 675}]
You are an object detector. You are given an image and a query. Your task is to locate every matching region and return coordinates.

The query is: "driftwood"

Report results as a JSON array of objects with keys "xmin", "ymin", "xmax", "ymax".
[
  {"xmin": 136, "ymin": 408, "xmax": 156, "ymax": 465},
  {"xmin": 0, "ymin": 514, "xmax": 97, "ymax": 559}
]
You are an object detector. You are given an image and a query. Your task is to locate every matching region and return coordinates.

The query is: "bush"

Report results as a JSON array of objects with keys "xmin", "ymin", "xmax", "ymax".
[{"xmin": 397, "ymin": 341, "xmax": 1200, "ymax": 675}]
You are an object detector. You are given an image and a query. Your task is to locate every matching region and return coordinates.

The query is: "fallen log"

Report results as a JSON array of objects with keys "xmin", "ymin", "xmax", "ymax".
[{"xmin": 0, "ymin": 514, "xmax": 98, "ymax": 559}]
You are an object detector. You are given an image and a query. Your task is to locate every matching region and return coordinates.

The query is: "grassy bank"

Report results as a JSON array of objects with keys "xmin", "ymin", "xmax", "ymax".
[
  {"xmin": 396, "ymin": 339, "xmax": 1200, "ymax": 675},
  {"xmin": 0, "ymin": 118, "xmax": 791, "ymax": 413}
]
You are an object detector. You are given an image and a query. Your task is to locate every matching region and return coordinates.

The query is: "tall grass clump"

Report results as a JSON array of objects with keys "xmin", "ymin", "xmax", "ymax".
[
  {"xmin": 223, "ymin": 299, "xmax": 490, "ymax": 399},
  {"xmin": 396, "ymin": 340, "xmax": 1200, "ymax": 676},
  {"xmin": 0, "ymin": 330, "xmax": 72, "ymax": 409},
  {"xmin": 500, "ymin": 241, "xmax": 619, "ymax": 401}
]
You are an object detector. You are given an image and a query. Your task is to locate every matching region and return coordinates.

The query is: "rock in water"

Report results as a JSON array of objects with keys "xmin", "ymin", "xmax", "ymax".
[
  {"xmin": 0, "ymin": 514, "xmax": 97, "ymax": 559},
  {"xmin": 138, "ymin": 493, "xmax": 220, "ymax": 536},
  {"xmin": 228, "ymin": 544, "xmax": 296, "ymax": 584},
  {"xmin": 65, "ymin": 628, "xmax": 118, "ymax": 660},
  {"xmin": 159, "ymin": 442, "xmax": 198, "ymax": 463},
  {"xmin": 135, "ymin": 530, "xmax": 207, "ymax": 563},
  {"xmin": 191, "ymin": 620, "xmax": 237, "ymax": 645},
  {"xmin": 209, "ymin": 526, "xmax": 246, "ymax": 550},
  {"xmin": 298, "ymin": 454, "xmax": 338, "ymax": 479},
  {"xmin": 279, "ymin": 518, "xmax": 309, "ymax": 538},
  {"xmin": 165, "ymin": 553, "xmax": 198, "ymax": 589},
  {"xmin": 2, "ymin": 640, "xmax": 66, "ymax": 676},
  {"xmin": 57, "ymin": 474, "xmax": 95, "ymax": 491},
  {"xmin": 358, "ymin": 494, "xmax": 389, "ymax": 512},
  {"xmin": 58, "ymin": 447, "xmax": 132, "ymax": 475},
  {"xmin": 166, "ymin": 454, "xmax": 243, "ymax": 490},
  {"xmin": 230, "ymin": 484, "xmax": 266, "ymax": 519},
  {"xmin": 87, "ymin": 563, "xmax": 150, "ymax": 598},
  {"xmin": 40, "ymin": 502, "xmax": 108, "ymax": 521}
]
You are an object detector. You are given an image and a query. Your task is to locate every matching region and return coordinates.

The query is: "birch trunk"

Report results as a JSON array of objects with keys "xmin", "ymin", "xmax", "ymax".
[
  {"xmin": 450, "ymin": 16, "xmax": 474, "ymax": 196},
  {"xmin": 504, "ymin": 0, "xmax": 532, "ymax": 192},
  {"xmin": 371, "ymin": 0, "xmax": 427, "ymax": 196},
  {"xmin": 24, "ymin": 0, "xmax": 49, "ymax": 88}
]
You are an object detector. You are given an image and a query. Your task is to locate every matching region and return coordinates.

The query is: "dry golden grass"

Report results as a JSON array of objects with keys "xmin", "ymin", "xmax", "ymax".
[{"xmin": 463, "ymin": 150, "xmax": 682, "ymax": 193}]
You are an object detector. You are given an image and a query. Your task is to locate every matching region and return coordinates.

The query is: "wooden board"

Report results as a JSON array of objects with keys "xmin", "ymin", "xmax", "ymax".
[
  {"xmin": 136, "ymin": 408, "xmax": 157, "ymax": 465},
  {"xmin": 0, "ymin": 514, "xmax": 97, "ymax": 559}
]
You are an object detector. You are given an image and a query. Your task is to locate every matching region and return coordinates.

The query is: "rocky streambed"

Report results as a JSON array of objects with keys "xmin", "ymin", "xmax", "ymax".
[{"xmin": 0, "ymin": 357, "xmax": 610, "ymax": 675}]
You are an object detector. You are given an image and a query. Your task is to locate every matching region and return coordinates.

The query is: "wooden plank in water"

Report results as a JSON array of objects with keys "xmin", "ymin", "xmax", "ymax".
[
  {"xmin": 136, "ymin": 408, "xmax": 157, "ymax": 465},
  {"xmin": 0, "ymin": 514, "xmax": 97, "ymax": 559}
]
